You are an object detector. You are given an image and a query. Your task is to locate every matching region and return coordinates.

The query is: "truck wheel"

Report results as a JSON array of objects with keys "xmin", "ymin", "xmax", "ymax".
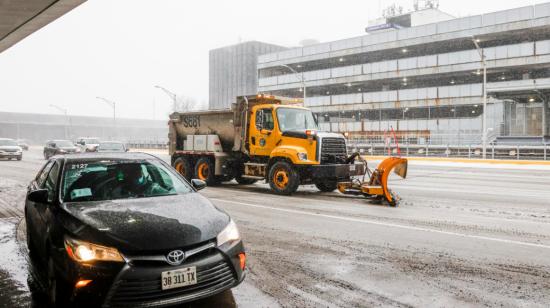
[
  {"xmin": 195, "ymin": 157, "xmax": 219, "ymax": 186},
  {"xmin": 235, "ymin": 177, "xmax": 257, "ymax": 185},
  {"xmin": 314, "ymin": 180, "xmax": 338, "ymax": 192},
  {"xmin": 268, "ymin": 161, "xmax": 299, "ymax": 195},
  {"xmin": 174, "ymin": 157, "xmax": 193, "ymax": 181}
]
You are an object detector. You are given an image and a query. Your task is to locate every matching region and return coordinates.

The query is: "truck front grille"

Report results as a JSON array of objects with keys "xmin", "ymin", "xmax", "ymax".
[{"xmin": 320, "ymin": 137, "xmax": 347, "ymax": 164}]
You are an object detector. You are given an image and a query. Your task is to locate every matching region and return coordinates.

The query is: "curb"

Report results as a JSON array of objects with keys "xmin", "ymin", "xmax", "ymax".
[{"xmin": 363, "ymin": 155, "xmax": 550, "ymax": 166}]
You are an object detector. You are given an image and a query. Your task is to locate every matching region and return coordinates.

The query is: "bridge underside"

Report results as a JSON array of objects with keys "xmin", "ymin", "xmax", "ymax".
[{"xmin": 0, "ymin": 0, "xmax": 85, "ymax": 53}]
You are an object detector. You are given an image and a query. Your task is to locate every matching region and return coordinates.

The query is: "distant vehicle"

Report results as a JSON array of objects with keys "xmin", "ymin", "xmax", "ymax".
[
  {"xmin": 75, "ymin": 137, "xmax": 100, "ymax": 152},
  {"xmin": 0, "ymin": 138, "xmax": 23, "ymax": 160},
  {"xmin": 16, "ymin": 139, "xmax": 30, "ymax": 151},
  {"xmin": 43, "ymin": 140, "xmax": 81, "ymax": 159},
  {"xmin": 25, "ymin": 153, "xmax": 245, "ymax": 306},
  {"xmin": 97, "ymin": 141, "xmax": 128, "ymax": 152}
]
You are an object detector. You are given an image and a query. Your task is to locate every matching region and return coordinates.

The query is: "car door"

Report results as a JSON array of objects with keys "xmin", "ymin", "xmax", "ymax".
[
  {"xmin": 26, "ymin": 160, "xmax": 54, "ymax": 254},
  {"xmin": 34, "ymin": 160, "xmax": 61, "ymax": 254},
  {"xmin": 250, "ymin": 108, "xmax": 277, "ymax": 157}
]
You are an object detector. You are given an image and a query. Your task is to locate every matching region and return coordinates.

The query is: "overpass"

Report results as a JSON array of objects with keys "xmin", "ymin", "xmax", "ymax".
[{"xmin": 0, "ymin": 0, "xmax": 85, "ymax": 53}]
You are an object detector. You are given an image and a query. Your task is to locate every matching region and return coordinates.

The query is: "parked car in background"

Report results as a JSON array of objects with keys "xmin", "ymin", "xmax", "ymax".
[
  {"xmin": 16, "ymin": 139, "xmax": 30, "ymax": 151},
  {"xmin": 0, "ymin": 138, "xmax": 23, "ymax": 160},
  {"xmin": 75, "ymin": 137, "xmax": 100, "ymax": 152},
  {"xmin": 25, "ymin": 152, "xmax": 246, "ymax": 306},
  {"xmin": 43, "ymin": 140, "xmax": 81, "ymax": 159},
  {"xmin": 97, "ymin": 141, "xmax": 127, "ymax": 152}
]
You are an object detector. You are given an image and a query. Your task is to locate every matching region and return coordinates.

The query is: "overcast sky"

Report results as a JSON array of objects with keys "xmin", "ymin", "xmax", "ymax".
[{"xmin": 0, "ymin": 0, "xmax": 548, "ymax": 120}]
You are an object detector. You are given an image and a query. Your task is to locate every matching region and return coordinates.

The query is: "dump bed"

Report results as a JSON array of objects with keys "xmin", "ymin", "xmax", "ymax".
[{"xmin": 169, "ymin": 109, "xmax": 236, "ymax": 154}]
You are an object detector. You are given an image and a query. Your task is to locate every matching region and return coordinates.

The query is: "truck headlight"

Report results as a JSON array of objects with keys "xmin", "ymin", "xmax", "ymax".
[
  {"xmin": 297, "ymin": 153, "xmax": 308, "ymax": 161},
  {"xmin": 64, "ymin": 237, "xmax": 124, "ymax": 263},
  {"xmin": 216, "ymin": 220, "xmax": 240, "ymax": 246}
]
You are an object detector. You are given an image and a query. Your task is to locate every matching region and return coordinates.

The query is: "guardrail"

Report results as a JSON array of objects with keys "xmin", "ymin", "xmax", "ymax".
[
  {"xmin": 347, "ymin": 143, "xmax": 549, "ymax": 161},
  {"xmin": 126, "ymin": 140, "xmax": 168, "ymax": 150}
]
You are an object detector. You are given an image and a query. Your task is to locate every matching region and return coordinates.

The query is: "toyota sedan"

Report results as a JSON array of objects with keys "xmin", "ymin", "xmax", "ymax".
[{"xmin": 25, "ymin": 152, "xmax": 246, "ymax": 307}]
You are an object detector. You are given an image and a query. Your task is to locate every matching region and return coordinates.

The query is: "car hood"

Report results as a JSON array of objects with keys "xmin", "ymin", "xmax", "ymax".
[
  {"xmin": 61, "ymin": 193, "xmax": 229, "ymax": 252},
  {"xmin": 0, "ymin": 146, "xmax": 21, "ymax": 151}
]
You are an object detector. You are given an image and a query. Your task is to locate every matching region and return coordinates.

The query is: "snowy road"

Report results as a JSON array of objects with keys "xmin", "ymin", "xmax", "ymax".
[{"xmin": 1, "ymin": 148, "xmax": 549, "ymax": 307}]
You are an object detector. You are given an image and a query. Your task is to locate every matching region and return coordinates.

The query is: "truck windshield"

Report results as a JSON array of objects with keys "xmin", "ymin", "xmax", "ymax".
[{"xmin": 276, "ymin": 108, "xmax": 318, "ymax": 132}]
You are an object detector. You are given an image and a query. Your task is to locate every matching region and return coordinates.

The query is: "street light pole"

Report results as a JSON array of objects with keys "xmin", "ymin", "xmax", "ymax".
[
  {"xmin": 472, "ymin": 37, "xmax": 487, "ymax": 159},
  {"xmin": 96, "ymin": 97, "xmax": 116, "ymax": 140},
  {"xmin": 155, "ymin": 85, "xmax": 178, "ymax": 112},
  {"xmin": 49, "ymin": 104, "xmax": 69, "ymax": 139},
  {"xmin": 279, "ymin": 64, "xmax": 306, "ymax": 102}
]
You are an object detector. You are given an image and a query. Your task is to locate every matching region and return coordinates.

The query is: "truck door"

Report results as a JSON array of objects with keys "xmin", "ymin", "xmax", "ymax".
[{"xmin": 250, "ymin": 108, "xmax": 277, "ymax": 157}]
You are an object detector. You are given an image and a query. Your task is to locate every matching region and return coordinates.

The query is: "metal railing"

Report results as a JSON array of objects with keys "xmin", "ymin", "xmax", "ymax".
[
  {"xmin": 347, "ymin": 143, "xmax": 549, "ymax": 161},
  {"xmin": 126, "ymin": 140, "xmax": 168, "ymax": 150}
]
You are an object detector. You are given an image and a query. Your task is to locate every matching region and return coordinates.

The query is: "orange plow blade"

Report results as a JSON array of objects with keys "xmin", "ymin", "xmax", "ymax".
[
  {"xmin": 337, "ymin": 156, "xmax": 408, "ymax": 206},
  {"xmin": 367, "ymin": 157, "xmax": 408, "ymax": 206}
]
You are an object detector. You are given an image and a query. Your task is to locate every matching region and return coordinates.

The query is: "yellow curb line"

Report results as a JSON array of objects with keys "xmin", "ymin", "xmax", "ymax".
[{"xmin": 363, "ymin": 155, "xmax": 550, "ymax": 165}]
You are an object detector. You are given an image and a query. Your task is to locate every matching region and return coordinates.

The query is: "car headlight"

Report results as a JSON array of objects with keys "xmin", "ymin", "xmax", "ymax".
[
  {"xmin": 75, "ymin": 148, "xmax": 81, "ymax": 153},
  {"xmin": 216, "ymin": 220, "xmax": 240, "ymax": 246},
  {"xmin": 58, "ymin": 149, "xmax": 66, "ymax": 153},
  {"xmin": 297, "ymin": 152, "xmax": 308, "ymax": 161},
  {"xmin": 64, "ymin": 236, "xmax": 124, "ymax": 263}
]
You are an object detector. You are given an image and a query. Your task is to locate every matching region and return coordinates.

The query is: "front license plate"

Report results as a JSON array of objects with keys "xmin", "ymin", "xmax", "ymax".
[
  {"xmin": 161, "ymin": 266, "xmax": 197, "ymax": 290},
  {"xmin": 349, "ymin": 164, "xmax": 356, "ymax": 172}
]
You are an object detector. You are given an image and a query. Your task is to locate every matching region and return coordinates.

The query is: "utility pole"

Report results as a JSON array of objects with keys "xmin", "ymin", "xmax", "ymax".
[
  {"xmin": 472, "ymin": 36, "xmax": 487, "ymax": 159},
  {"xmin": 155, "ymin": 85, "xmax": 178, "ymax": 112},
  {"xmin": 278, "ymin": 64, "xmax": 306, "ymax": 102},
  {"xmin": 96, "ymin": 97, "xmax": 116, "ymax": 140},
  {"xmin": 49, "ymin": 104, "xmax": 69, "ymax": 139}
]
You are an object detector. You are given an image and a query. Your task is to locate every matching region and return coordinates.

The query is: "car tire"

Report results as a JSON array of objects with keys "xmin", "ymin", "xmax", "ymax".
[
  {"xmin": 195, "ymin": 157, "xmax": 219, "ymax": 186},
  {"xmin": 173, "ymin": 157, "xmax": 193, "ymax": 181},
  {"xmin": 268, "ymin": 161, "xmax": 300, "ymax": 195},
  {"xmin": 17, "ymin": 156, "xmax": 22, "ymax": 161},
  {"xmin": 47, "ymin": 257, "xmax": 71, "ymax": 307},
  {"xmin": 314, "ymin": 180, "xmax": 338, "ymax": 192}
]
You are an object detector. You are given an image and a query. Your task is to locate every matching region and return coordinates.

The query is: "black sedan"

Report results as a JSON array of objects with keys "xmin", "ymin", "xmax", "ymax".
[
  {"xmin": 43, "ymin": 140, "xmax": 81, "ymax": 159},
  {"xmin": 25, "ymin": 152, "xmax": 246, "ymax": 307}
]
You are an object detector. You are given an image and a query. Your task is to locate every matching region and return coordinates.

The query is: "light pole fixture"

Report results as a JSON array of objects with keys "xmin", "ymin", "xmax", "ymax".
[
  {"xmin": 96, "ymin": 97, "xmax": 116, "ymax": 140},
  {"xmin": 278, "ymin": 64, "xmax": 306, "ymax": 102},
  {"xmin": 49, "ymin": 104, "xmax": 70, "ymax": 139},
  {"xmin": 155, "ymin": 85, "xmax": 178, "ymax": 112},
  {"xmin": 471, "ymin": 36, "xmax": 488, "ymax": 159}
]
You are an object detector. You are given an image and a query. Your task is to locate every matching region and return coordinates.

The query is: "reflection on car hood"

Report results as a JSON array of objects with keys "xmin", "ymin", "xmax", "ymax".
[
  {"xmin": 59, "ymin": 147, "xmax": 78, "ymax": 151},
  {"xmin": 62, "ymin": 193, "xmax": 229, "ymax": 252}
]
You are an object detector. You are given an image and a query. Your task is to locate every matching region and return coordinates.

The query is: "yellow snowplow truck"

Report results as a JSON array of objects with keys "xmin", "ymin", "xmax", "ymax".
[{"xmin": 168, "ymin": 94, "xmax": 366, "ymax": 195}]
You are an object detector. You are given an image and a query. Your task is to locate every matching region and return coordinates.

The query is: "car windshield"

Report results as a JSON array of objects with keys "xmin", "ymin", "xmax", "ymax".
[
  {"xmin": 55, "ymin": 140, "xmax": 74, "ymax": 147},
  {"xmin": 62, "ymin": 159, "xmax": 193, "ymax": 202},
  {"xmin": 276, "ymin": 108, "xmax": 318, "ymax": 132},
  {"xmin": 99, "ymin": 143, "xmax": 124, "ymax": 151},
  {"xmin": 0, "ymin": 139, "xmax": 17, "ymax": 146},
  {"xmin": 83, "ymin": 138, "xmax": 100, "ymax": 144}
]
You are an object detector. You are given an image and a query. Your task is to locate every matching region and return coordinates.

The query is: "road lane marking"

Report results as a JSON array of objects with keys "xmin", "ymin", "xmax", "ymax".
[{"xmin": 211, "ymin": 198, "xmax": 550, "ymax": 250}]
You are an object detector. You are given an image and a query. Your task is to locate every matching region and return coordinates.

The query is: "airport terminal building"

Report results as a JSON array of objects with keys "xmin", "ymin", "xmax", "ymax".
[{"xmin": 256, "ymin": 3, "xmax": 550, "ymax": 145}]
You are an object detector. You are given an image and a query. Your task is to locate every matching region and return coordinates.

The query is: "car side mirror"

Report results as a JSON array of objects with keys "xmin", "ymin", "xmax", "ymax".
[
  {"xmin": 28, "ymin": 189, "xmax": 48, "ymax": 203},
  {"xmin": 191, "ymin": 179, "xmax": 207, "ymax": 191}
]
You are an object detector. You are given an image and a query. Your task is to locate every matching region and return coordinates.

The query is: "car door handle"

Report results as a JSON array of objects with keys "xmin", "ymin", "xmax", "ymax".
[{"xmin": 251, "ymin": 137, "xmax": 256, "ymax": 145}]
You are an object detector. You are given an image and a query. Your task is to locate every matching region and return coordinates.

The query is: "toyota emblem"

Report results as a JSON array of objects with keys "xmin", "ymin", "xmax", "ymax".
[{"xmin": 166, "ymin": 250, "xmax": 185, "ymax": 265}]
